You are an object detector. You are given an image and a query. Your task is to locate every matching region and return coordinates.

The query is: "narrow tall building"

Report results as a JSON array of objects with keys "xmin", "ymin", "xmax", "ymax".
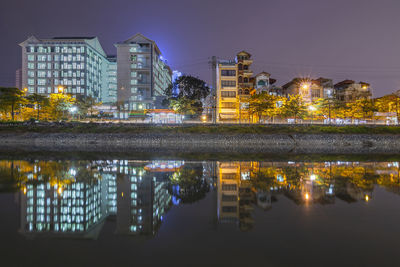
[
  {"xmin": 115, "ymin": 33, "xmax": 172, "ymax": 119},
  {"xmin": 216, "ymin": 51, "xmax": 255, "ymax": 123},
  {"xmin": 19, "ymin": 36, "xmax": 111, "ymax": 102}
]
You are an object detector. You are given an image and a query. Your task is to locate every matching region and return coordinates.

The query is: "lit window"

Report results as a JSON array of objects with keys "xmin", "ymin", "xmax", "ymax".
[{"xmin": 38, "ymin": 79, "xmax": 46, "ymax": 86}]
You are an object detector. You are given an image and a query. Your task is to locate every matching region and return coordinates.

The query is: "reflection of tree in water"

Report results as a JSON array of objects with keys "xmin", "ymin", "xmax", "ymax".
[
  {"xmin": 248, "ymin": 163, "xmax": 387, "ymax": 206},
  {"xmin": 0, "ymin": 162, "xmax": 25, "ymax": 192},
  {"xmin": 168, "ymin": 165, "xmax": 209, "ymax": 204},
  {"xmin": 0, "ymin": 160, "xmax": 101, "ymax": 192}
]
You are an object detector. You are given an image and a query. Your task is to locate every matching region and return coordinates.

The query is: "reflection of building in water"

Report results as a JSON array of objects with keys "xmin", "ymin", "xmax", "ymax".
[
  {"xmin": 14, "ymin": 159, "xmax": 400, "ymax": 237},
  {"xmin": 217, "ymin": 161, "xmax": 256, "ymax": 231},
  {"xmin": 18, "ymin": 160, "xmax": 178, "ymax": 239},
  {"xmin": 98, "ymin": 160, "xmax": 118, "ymax": 215},
  {"xmin": 215, "ymin": 160, "xmax": 400, "ymax": 230},
  {"xmin": 116, "ymin": 160, "xmax": 174, "ymax": 236},
  {"xmin": 20, "ymin": 174, "xmax": 108, "ymax": 239}
]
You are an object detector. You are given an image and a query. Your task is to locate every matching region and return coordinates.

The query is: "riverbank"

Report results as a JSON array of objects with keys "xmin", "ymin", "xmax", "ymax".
[
  {"xmin": 0, "ymin": 123, "xmax": 399, "ymax": 154},
  {"xmin": 0, "ymin": 131, "xmax": 399, "ymax": 154}
]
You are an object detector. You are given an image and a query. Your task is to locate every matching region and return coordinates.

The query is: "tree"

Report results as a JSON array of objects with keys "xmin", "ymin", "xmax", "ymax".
[
  {"xmin": 48, "ymin": 93, "xmax": 75, "ymax": 120},
  {"xmin": 281, "ymin": 95, "xmax": 307, "ymax": 123},
  {"xmin": 165, "ymin": 75, "xmax": 210, "ymax": 100},
  {"xmin": 315, "ymin": 97, "xmax": 346, "ymax": 123},
  {"xmin": 76, "ymin": 96, "xmax": 100, "ymax": 119},
  {"xmin": 0, "ymin": 87, "xmax": 26, "ymax": 120},
  {"xmin": 26, "ymin": 93, "xmax": 50, "ymax": 120},
  {"xmin": 248, "ymin": 92, "xmax": 276, "ymax": 123},
  {"xmin": 169, "ymin": 97, "xmax": 203, "ymax": 115},
  {"xmin": 351, "ymin": 99, "xmax": 377, "ymax": 121},
  {"xmin": 164, "ymin": 75, "xmax": 210, "ymax": 116}
]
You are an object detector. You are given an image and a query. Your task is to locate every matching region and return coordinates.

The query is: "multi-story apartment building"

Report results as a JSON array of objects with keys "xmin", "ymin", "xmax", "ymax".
[
  {"xmin": 216, "ymin": 60, "xmax": 237, "ymax": 122},
  {"xmin": 115, "ymin": 33, "xmax": 172, "ymax": 119},
  {"xmin": 282, "ymin": 77, "xmax": 334, "ymax": 102},
  {"xmin": 216, "ymin": 51, "xmax": 255, "ymax": 122},
  {"xmin": 334, "ymin": 80, "xmax": 372, "ymax": 102},
  {"xmin": 236, "ymin": 51, "xmax": 254, "ymax": 122},
  {"xmin": 19, "ymin": 36, "xmax": 112, "ymax": 102}
]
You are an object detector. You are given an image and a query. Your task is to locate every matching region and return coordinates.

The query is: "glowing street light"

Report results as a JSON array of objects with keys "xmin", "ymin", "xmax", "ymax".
[
  {"xmin": 302, "ymin": 83, "xmax": 309, "ymax": 90},
  {"xmin": 58, "ymin": 86, "xmax": 64, "ymax": 94},
  {"xmin": 308, "ymin": 105, "xmax": 317, "ymax": 124}
]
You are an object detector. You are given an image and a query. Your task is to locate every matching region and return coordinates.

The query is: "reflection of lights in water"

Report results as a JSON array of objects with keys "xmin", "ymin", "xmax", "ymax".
[
  {"xmin": 365, "ymin": 195, "xmax": 369, "ymax": 202},
  {"xmin": 69, "ymin": 168, "xmax": 76, "ymax": 176},
  {"xmin": 310, "ymin": 174, "xmax": 316, "ymax": 181},
  {"xmin": 305, "ymin": 193, "xmax": 310, "ymax": 200},
  {"xmin": 23, "ymin": 186, "xmax": 27, "ymax": 194},
  {"xmin": 121, "ymin": 192, "xmax": 124, "ymax": 197},
  {"xmin": 58, "ymin": 187, "xmax": 63, "ymax": 195}
]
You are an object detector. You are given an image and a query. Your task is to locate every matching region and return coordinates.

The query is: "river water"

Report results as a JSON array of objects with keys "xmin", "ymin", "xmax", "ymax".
[{"xmin": 1, "ymin": 155, "xmax": 400, "ymax": 266}]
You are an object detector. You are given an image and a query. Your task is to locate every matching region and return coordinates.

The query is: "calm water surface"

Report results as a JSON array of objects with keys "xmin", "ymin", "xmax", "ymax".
[{"xmin": 1, "ymin": 156, "xmax": 400, "ymax": 266}]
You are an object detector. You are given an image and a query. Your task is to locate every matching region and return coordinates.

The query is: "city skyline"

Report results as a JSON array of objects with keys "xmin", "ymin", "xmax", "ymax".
[{"xmin": 1, "ymin": 0, "xmax": 400, "ymax": 97}]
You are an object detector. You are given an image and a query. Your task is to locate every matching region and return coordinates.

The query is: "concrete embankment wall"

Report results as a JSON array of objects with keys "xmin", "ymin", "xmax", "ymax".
[{"xmin": 0, "ymin": 133, "xmax": 399, "ymax": 154}]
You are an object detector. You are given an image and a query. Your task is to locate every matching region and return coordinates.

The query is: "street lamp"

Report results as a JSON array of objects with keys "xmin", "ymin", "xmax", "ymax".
[
  {"xmin": 69, "ymin": 106, "xmax": 78, "ymax": 120},
  {"xmin": 58, "ymin": 86, "xmax": 64, "ymax": 94}
]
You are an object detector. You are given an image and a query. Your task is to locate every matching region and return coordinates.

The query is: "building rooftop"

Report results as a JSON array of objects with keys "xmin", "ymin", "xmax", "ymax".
[
  {"xmin": 52, "ymin": 37, "xmax": 96, "ymax": 40},
  {"xmin": 334, "ymin": 80, "xmax": 355, "ymax": 89}
]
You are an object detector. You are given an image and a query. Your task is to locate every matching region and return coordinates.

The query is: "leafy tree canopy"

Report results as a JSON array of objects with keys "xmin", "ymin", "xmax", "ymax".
[{"xmin": 165, "ymin": 75, "xmax": 210, "ymax": 101}]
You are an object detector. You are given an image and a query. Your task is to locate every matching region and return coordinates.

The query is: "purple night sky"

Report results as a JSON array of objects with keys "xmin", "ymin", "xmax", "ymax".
[{"xmin": 1, "ymin": 0, "xmax": 400, "ymax": 96}]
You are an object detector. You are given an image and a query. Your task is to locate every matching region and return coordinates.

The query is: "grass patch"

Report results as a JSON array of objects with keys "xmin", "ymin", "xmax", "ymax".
[{"xmin": 0, "ymin": 122, "xmax": 400, "ymax": 135}]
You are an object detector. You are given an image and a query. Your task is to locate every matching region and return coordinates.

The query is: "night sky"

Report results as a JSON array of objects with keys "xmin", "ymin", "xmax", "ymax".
[{"xmin": 1, "ymin": 0, "xmax": 400, "ymax": 96}]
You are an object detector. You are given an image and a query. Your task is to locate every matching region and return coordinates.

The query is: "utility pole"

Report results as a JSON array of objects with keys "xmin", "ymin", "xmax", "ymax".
[{"xmin": 209, "ymin": 56, "xmax": 217, "ymax": 124}]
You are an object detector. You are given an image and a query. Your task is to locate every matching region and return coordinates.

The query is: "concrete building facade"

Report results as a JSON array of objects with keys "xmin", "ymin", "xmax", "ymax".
[
  {"xmin": 115, "ymin": 33, "xmax": 172, "ymax": 119},
  {"xmin": 216, "ymin": 51, "xmax": 256, "ymax": 122}
]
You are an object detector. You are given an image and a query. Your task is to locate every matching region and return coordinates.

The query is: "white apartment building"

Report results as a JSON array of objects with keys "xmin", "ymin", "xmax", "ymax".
[{"xmin": 19, "ymin": 36, "xmax": 113, "ymax": 102}]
